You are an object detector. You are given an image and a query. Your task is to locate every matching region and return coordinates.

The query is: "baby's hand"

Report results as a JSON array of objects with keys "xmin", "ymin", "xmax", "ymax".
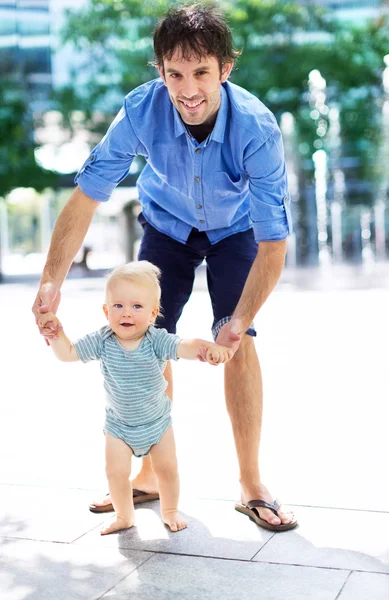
[
  {"xmin": 205, "ymin": 344, "xmax": 234, "ymax": 366},
  {"xmin": 36, "ymin": 312, "xmax": 62, "ymax": 339}
]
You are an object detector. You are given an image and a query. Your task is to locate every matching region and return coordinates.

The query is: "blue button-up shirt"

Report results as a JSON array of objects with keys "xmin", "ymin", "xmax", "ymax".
[{"xmin": 75, "ymin": 79, "xmax": 292, "ymax": 243}]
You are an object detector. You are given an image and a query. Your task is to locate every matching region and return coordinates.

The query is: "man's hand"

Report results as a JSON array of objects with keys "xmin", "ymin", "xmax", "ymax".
[
  {"xmin": 215, "ymin": 318, "xmax": 242, "ymax": 355},
  {"xmin": 32, "ymin": 283, "xmax": 62, "ymax": 341},
  {"xmin": 198, "ymin": 319, "xmax": 243, "ymax": 362}
]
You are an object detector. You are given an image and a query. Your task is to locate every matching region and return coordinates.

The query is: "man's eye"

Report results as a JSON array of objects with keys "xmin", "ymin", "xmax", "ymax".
[{"xmin": 170, "ymin": 73, "xmax": 181, "ymax": 79}]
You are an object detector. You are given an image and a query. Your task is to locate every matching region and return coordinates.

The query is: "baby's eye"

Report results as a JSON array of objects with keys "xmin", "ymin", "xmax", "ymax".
[
  {"xmin": 113, "ymin": 303, "xmax": 122, "ymax": 309},
  {"xmin": 133, "ymin": 304, "xmax": 142, "ymax": 310}
]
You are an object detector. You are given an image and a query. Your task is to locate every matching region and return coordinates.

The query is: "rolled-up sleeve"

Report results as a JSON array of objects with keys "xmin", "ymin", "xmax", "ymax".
[
  {"xmin": 74, "ymin": 105, "xmax": 141, "ymax": 202},
  {"xmin": 245, "ymin": 127, "xmax": 293, "ymax": 242}
]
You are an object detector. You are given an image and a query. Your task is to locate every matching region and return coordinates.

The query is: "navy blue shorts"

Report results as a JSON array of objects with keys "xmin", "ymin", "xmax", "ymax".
[{"xmin": 137, "ymin": 215, "xmax": 257, "ymax": 339}]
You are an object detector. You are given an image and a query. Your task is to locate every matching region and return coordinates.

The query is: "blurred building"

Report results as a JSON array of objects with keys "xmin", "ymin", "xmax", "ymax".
[
  {"xmin": 0, "ymin": 0, "xmax": 51, "ymax": 109},
  {"xmin": 0, "ymin": 0, "xmax": 87, "ymax": 108}
]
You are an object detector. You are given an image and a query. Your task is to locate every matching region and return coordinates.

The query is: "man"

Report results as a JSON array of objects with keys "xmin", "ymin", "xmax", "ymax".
[{"xmin": 33, "ymin": 3, "xmax": 297, "ymax": 531}]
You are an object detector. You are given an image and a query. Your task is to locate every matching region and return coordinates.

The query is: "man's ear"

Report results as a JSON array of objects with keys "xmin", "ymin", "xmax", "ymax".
[
  {"xmin": 221, "ymin": 62, "xmax": 233, "ymax": 83},
  {"xmin": 103, "ymin": 304, "xmax": 108, "ymax": 319},
  {"xmin": 157, "ymin": 65, "xmax": 166, "ymax": 83}
]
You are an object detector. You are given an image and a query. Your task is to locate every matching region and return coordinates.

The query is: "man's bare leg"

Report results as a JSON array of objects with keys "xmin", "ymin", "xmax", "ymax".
[
  {"xmin": 225, "ymin": 335, "xmax": 294, "ymax": 527},
  {"xmin": 91, "ymin": 362, "xmax": 172, "ymax": 509}
]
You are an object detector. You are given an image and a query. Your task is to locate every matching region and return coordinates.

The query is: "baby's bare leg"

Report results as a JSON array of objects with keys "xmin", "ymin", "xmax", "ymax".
[
  {"xmin": 149, "ymin": 426, "xmax": 187, "ymax": 532},
  {"xmin": 101, "ymin": 433, "xmax": 134, "ymax": 535}
]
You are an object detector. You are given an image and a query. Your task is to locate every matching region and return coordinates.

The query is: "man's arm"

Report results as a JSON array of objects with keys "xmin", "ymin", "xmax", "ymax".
[
  {"xmin": 216, "ymin": 239, "xmax": 287, "ymax": 350},
  {"xmin": 32, "ymin": 187, "xmax": 99, "ymax": 334},
  {"xmin": 40, "ymin": 186, "xmax": 99, "ymax": 288}
]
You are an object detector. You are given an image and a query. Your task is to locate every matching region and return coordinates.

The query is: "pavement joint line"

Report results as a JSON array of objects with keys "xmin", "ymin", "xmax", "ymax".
[
  {"xmin": 251, "ymin": 560, "xmax": 389, "ymax": 576},
  {"xmin": 290, "ymin": 503, "xmax": 389, "ymax": 515},
  {"xmin": 2, "ymin": 536, "xmax": 389, "ymax": 576},
  {"xmin": 334, "ymin": 571, "xmax": 354, "ymax": 600},
  {"xmin": 93, "ymin": 553, "xmax": 155, "ymax": 600},
  {"xmin": 70, "ymin": 522, "xmax": 108, "ymax": 544},
  {"xmin": 249, "ymin": 532, "xmax": 276, "ymax": 561}
]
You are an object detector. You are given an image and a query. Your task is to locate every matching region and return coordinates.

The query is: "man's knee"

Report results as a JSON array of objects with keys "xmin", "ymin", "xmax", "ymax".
[{"xmin": 228, "ymin": 335, "xmax": 257, "ymax": 368}]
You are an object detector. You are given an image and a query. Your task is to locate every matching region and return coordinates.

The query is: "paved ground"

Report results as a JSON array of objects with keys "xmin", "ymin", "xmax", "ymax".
[{"xmin": 1, "ymin": 263, "xmax": 389, "ymax": 599}]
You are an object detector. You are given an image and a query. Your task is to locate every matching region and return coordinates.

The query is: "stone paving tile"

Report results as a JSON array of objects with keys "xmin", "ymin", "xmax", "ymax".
[
  {"xmin": 76, "ymin": 498, "xmax": 273, "ymax": 560},
  {"xmin": 253, "ymin": 506, "xmax": 389, "ymax": 573},
  {"xmin": 100, "ymin": 553, "xmax": 349, "ymax": 600},
  {"xmin": 338, "ymin": 571, "xmax": 389, "ymax": 599},
  {"xmin": 0, "ymin": 485, "xmax": 105, "ymax": 543},
  {"xmin": 0, "ymin": 537, "xmax": 152, "ymax": 600}
]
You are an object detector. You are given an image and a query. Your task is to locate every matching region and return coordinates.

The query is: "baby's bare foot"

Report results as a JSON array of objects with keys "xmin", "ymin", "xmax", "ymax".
[
  {"xmin": 162, "ymin": 510, "xmax": 188, "ymax": 532},
  {"xmin": 100, "ymin": 516, "xmax": 134, "ymax": 536}
]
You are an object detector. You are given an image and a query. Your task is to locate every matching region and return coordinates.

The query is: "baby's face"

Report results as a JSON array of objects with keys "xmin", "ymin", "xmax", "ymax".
[{"xmin": 103, "ymin": 280, "xmax": 159, "ymax": 341}]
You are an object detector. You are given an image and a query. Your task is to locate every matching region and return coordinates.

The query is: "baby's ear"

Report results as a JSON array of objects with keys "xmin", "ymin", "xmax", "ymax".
[
  {"xmin": 102, "ymin": 304, "xmax": 108, "ymax": 319},
  {"xmin": 150, "ymin": 307, "xmax": 159, "ymax": 323}
]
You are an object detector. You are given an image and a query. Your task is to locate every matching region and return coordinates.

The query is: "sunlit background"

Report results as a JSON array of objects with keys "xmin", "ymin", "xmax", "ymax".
[{"xmin": 1, "ymin": 0, "xmax": 389, "ymax": 278}]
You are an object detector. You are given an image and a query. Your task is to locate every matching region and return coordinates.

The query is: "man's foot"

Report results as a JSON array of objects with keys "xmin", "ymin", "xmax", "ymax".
[
  {"xmin": 100, "ymin": 516, "xmax": 134, "ymax": 536},
  {"xmin": 131, "ymin": 473, "xmax": 158, "ymax": 496},
  {"xmin": 162, "ymin": 510, "xmax": 188, "ymax": 532},
  {"xmin": 89, "ymin": 488, "xmax": 159, "ymax": 513},
  {"xmin": 241, "ymin": 483, "xmax": 296, "ymax": 528}
]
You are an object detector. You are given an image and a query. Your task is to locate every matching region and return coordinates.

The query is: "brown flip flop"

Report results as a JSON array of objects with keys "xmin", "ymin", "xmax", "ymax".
[
  {"xmin": 235, "ymin": 499, "xmax": 298, "ymax": 532},
  {"xmin": 89, "ymin": 489, "xmax": 160, "ymax": 513}
]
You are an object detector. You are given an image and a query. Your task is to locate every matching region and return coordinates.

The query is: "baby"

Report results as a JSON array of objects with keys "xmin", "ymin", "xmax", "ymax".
[{"xmin": 37, "ymin": 260, "xmax": 233, "ymax": 535}]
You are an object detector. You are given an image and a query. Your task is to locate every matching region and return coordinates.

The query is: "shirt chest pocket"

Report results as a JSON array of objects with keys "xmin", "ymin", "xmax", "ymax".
[{"xmin": 212, "ymin": 171, "xmax": 247, "ymax": 200}]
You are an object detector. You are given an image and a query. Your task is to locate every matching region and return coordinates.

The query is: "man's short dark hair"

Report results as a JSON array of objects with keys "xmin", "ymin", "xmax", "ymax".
[{"xmin": 152, "ymin": 3, "xmax": 241, "ymax": 70}]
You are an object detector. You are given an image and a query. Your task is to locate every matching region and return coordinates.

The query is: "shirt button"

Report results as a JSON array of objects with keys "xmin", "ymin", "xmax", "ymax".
[
  {"xmin": 195, "ymin": 177, "xmax": 201, "ymax": 183},
  {"xmin": 284, "ymin": 196, "xmax": 289, "ymax": 203},
  {"xmin": 199, "ymin": 219, "xmax": 205, "ymax": 223},
  {"xmin": 196, "ymin": 204, "xmax": 203, "ymax": 209},
  {"xmin": 195, "ymin": 148, "xmax": 201, "ymax": 154},
  {"xmin": 90, "ymin": 155, "xmax": 95, "ymax": 161}
]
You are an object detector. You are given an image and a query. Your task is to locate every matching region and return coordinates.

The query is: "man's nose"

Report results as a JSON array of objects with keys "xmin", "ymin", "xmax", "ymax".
[{"xmin": 181, "ymin": 77, "xmax": 199, "ymax": 99}]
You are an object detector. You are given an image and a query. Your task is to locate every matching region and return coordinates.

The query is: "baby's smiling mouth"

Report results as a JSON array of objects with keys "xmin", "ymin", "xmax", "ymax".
[{"xmin": 120, "ymin": 323, "xmax": 134, "ymax": 327}]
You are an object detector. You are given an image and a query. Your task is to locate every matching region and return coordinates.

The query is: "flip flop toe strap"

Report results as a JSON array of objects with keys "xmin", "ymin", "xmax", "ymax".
[{"xmin": 247, "ymin": 499, "xmax": 281, "ymax": 517}]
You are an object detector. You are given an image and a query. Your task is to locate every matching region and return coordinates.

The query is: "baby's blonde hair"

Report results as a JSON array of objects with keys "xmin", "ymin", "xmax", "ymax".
[{"xmin": 105, "ymin": 260, "xmax": 162, "ymax": 315}]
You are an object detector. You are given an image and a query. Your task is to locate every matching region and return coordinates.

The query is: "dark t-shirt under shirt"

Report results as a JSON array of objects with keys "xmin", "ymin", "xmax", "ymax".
[{"xmin": 186, "ymin": 122, "xmax": 214, "ymax": 143}]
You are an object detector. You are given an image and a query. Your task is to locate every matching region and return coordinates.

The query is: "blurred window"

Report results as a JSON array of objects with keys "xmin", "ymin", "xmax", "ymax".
[
  {"xmin": 19, "ymin": 13, "xmax": 49, "ymax": 36},
  {"xmin": 22, "ymin": 46, "xmax": 50, "ymax": 73}
]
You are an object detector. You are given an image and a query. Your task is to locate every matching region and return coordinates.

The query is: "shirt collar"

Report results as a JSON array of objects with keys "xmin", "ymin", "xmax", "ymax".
[
  {"xmin": 172, "ymin": 83, "xmax": 228, "ymax": 143},
  {"xmin": 208, "ymin": 84, "xmax": 227, "ymax": 144}
]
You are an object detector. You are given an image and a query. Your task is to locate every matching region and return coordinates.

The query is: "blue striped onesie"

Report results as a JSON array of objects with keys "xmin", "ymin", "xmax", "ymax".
[{"xmin": 74, "ymin": 325, "xmax": 180, "ymax": 457}]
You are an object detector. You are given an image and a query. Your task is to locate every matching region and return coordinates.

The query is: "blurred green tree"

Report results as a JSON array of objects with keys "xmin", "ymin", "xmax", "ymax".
[{"xmin": 0, "ymin": 82, "xmax": 57, "ymax": 198}]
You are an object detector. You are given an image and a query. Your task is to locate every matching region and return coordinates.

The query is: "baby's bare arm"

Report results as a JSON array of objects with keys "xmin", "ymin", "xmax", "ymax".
[{"xmin": 37, "ymin": 312, "xmax": 79, "ymax": 362}]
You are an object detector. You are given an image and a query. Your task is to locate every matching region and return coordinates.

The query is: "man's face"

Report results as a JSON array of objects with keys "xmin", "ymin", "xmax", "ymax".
[{"xmin": 158, "ymin": 52, "xmax": 232, "ymax": 126}]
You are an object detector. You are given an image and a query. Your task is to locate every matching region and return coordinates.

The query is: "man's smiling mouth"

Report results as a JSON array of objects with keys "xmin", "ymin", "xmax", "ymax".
[{"xmin": 180, "ymin": 99, "xmax": 205, "ymax": 109}]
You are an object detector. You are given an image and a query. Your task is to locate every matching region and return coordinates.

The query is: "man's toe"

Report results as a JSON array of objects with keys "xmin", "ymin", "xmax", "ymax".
[{"xmin": 260, "ymin": 508, "xmax": 281, "ymax": 525}]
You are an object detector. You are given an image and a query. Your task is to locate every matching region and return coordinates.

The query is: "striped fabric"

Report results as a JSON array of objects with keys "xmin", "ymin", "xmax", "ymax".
[{"xmin": 74, "ymin": 325, "xmax": 180, "ymax": 456}]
